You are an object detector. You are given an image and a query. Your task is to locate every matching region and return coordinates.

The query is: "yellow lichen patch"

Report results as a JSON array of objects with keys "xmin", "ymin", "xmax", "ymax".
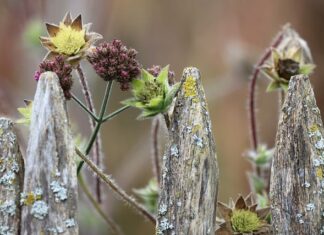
[
  {"xmin": 24, "ymin": 192, "xmax": 37, "ymax": 206},
  {"xmin": 51, "ymin": 23, "xmax": 85, "ymax": 55},
  {"xmin": 0, "ymin": 128, "xmax": 3, "ymax": 136},
  {"xmin": 183, "ymin": 76, "xmax": 198, "ymax": 102},
  {"xmin": 192, "ymin": 124, "xmax": 202, "ymax": 134},
  {"xmin": 309, "ymin": 124, "xmax": 318, "ymax": 133},
  {"xmin": 316, "ymin": 168, "xmax": 323, "ymax": 179}
]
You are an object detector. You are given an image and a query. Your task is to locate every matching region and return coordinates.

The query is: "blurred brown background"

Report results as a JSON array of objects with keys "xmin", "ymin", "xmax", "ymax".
[{"xmin": 1, "ymin": 0, "xmax": 324, "ymax": 234}]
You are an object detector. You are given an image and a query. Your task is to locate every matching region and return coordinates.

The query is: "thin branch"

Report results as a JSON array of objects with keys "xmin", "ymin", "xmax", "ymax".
[
  {"xmin": 151, "ymin": 117, "xmax": 161, "ymax": 184},
  {"xmin": 77, "ymin": 81, "xmax": 113, "ymax": 174},
  {"xmin": 71, "ymin": 93, "xmax": 99, "ymax": 122},
  {"xmin": 76, "ymin": 64, "xmax": 103, "ymax": 203},
  {"xmin": 78, "ymin": 174, "xmax": 123, "ymax": 235},
  {"xmin": 75, "ymin": 147, "xmax": 156, "ymax": 225},
  {"xmin": 248, "ymin": 32, "xmax": 284, "ymax": 150},
  {"xmin": 102, "ymin": 105, "xmax": 130, "ymax": 122}
]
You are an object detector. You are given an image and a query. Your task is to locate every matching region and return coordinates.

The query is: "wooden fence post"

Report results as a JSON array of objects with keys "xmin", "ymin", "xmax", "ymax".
[
  {"xmin": 20, "ymin": 72, "xmax": 78, "ymax": 235},
  {"xmin": 0, "ymin": 118, "xmax": 24, "ymax": 235},
  {"xmin": 157, "ymin": 67, "xmax": 219, "ymax": 235},
  {"xmin": 270, "ymin": 75, "xmax": 324, "ymax": 234}
]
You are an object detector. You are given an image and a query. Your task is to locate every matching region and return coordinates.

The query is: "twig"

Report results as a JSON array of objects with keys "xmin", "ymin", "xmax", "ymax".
[
  {"xmin": 76, "ymin": 64, "xmax": 103, "ymax": 203},
  {"xmin": 78, "ymin": 174, "xmax": 123, "ymax": 235},
  {"xmin": 102, "ymin": 105, "xmax": 130, "ymax": 122},
  {"xmin": 75, "ymin": 147, "xmax": 156, "ymax": 225},
  {"xmin": 248, "ymin": 32, "xmax": 284, "ymax": 150},
  {"xmin": 151, "ymin": 117, "xmax": 161, "ymax": 184},
  {"xmin": 71, "ymin": 93, "xmax": 99, "ymax": 122},
  {"xmin": 77, "ymin": 81, "xmax": 113, "ymax": 173}
]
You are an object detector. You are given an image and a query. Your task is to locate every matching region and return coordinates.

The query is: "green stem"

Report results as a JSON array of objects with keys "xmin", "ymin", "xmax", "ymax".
[
  {"xmin": 102, "ymin": 105, "xmax": 130, "ymax": 122},
  {"xmin": 77, "ymin": 81, "xmax": 113, "ymax": 174},
  {"xmin": 75, "ymin": 147, "xmax": 156, "ymax": 224},
  {"xmin": 71, "ymin": 94, "xmax": 99, "ymax": 122},
  {"xmin": 78, "ymin": 174, "xmax": 123, "ymax": 235}
]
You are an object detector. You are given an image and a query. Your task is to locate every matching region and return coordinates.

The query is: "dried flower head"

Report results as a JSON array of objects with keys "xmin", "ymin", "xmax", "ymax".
[
  {"xmin": 122, "ymin": 66, "xmax": 180, "ymax": 119},
  {"xmin": 147, "ymin": 65, "xmax": 175, "ymax": 85},
  {"xmin": 261, "ymin": 25, "xmax": 315, "ymax": 92},
  {"xmin": 35, "ymin": 55, "xmax": 73, "ymax": 99},
  {"xmin": 87, "ymin": 39, "xmax": 141, "ymax": 90},
  {"xmin": 216, "ymin": 194, "xmax": 271, "ymax": 235},
  {"xmin": 40, "ymin": 12, "xmax": 102, "ymax": 65}
]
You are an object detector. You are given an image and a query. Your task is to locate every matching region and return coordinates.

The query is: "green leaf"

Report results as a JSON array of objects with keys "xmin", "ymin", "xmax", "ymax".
[
  {"xmin": 133, "ymin": 179, "xmax": 159, "ymax": 214},
  {"xmin": 146, "ymin": 96, "xmax": 164, "ymax": 110},
  {"xmin": 121, "ymin": 98, "xmax": 146, "ymax": 109},
  {"xmin": 279, "ymin": 83, "xmax": 289, "ymax": 91},
  {"xmin": 266, "ymin": 81, "xmax": 281, "ymax": 92},
  {"xmin": 156, "ymin": 65, "xmax": 170, "ymax": 91},
  {"xmin": 137, "ymin": 110, "xmax": 160, "ymax": 119},
  {"xmin": 131, "ymin": 79, "xmax": 145, "ymax": 96},
  {"xmin": 141, "ymin": 69, "xmax": 155, "ymax": 82},
  {"xmin": 16, "ymin": 101, "xmax": 33, "ymax": 126},
  {"xmin": 164, "ymin": 82, "xmax": 180, "ymax": 108},
  {"xmin": 299, "ymin": 63, "xmax": 316, "ymax": 75},
  {"xmin": 248, "ymin": 173, "xmax": 265, "ymax": 194}
]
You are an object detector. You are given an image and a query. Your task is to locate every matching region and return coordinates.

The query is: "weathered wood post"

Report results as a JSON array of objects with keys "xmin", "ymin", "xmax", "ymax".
[
  {"xmin": 21, "ymin": 72, "xmax": 78, "ymax": 234},
  {"xmin": 270, "ymin": 75, "xmax": 324, "ymax": 234},
  {"xmin": 0, "ymin": 118, "xmax": 24, "ymax": 235},
  {"xmin": 157, "ymin": 67, "xmax": 219, "ymax": 235}
]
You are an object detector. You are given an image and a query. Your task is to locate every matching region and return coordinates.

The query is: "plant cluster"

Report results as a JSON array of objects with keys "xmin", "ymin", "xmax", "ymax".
[{"xmin": 16, "ymin": 11, "xmax": 317, "ymax": 235}]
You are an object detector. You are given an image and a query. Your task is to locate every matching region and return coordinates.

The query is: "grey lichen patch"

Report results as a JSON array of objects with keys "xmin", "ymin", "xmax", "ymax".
[
  {"xmin": 0, "ymin": 200, "xmax": 16, "ymax": 216},
  {"xmin": 193, "ymin": 134, "xmax": 204, "ymax": 148},
  {"xmin": 159, "ymin": 203, "xmax": 168, "ymax": 216},
  {"xmin": 30, "ymin": 200, "xmax": 48, "ymax": 220},
  {"xmin": 306, "ymin": 203, "xmax": 315, "ymax": 211},
  {"xmin": 47, "ymin": 226, "xmax": 64, "ymax": 234},
  {"xmin": 50, "ymin": 181, "xmax": 68, "ymax": 202},
  {"xmin": 157, "ymin": 218, "xmax": 174, "ymax": 234},
  {"xmin": 0, "ymin": 171, "xmax": 15, "ymax": 187},
  {"xmin": 65, "ymin": 218, "xmax": 76, "ymax": 228},
  {"xmin": 170, "ymin": 144, "xmax": 179, "ymax": 157},
  {"xmin": 0, "ymin": 225, "xmax": 13, "ymax": 235}
]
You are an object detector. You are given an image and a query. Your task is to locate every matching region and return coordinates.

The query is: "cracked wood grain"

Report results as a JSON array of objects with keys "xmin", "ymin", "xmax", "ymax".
[
  {"xmin": 21, "ymin": 72, "xmax": 78, "ymax": 235},
  {"xmin": 270, "ymin": 75, "xmax": 324, "ymax": 234},
  {"xmin": 0, "ymin": 118, "xmax": 24, "ymax": 235},
  {"xmin": 157, "ymin": 67, "xmax": 219, "ymax": 235}
]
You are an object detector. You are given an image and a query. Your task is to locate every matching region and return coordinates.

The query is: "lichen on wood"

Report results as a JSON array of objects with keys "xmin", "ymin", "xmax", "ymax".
[
  {"xmin": 0, "ymin": 118, "xmax": 24, "ymax": 235},
  {"xmin": 20, "ymin": 72, "xmax": 78, "ymax": 235},
  {"xmin": 157, "ymin": 67, "xmax": 219, "ymax": 235},
  {"xmin": 270, "ymin": 74, "xmax": 324, "ymax": 234}
]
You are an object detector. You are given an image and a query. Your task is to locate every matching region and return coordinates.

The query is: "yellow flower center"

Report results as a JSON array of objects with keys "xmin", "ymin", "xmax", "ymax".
[
  {"xmin": 231, "ymin": 209, "xmax": 262, "ymax": 233},
  {"xmin": 51, "ymin": 23, "xmax": 85, "ymax": 55}
]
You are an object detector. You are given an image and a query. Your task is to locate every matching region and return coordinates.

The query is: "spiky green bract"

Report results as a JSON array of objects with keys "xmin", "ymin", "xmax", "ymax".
[
  {"xmin": 122, "ymin": 66, "xmax": 180, "ymax": 119},
  {"xmin": 16, "ymin": 100, "xmax": 33, "ymax": 126},
  {"xmin": 133, "ymin": 179, "xmax": 159, "ymax": 214}
]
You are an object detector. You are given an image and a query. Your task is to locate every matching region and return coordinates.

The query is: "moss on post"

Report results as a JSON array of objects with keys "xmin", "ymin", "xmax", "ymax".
[
  {"xmin": 270, "ymin": 75, "xmax": 324, "ymax": 234},
  {"xmin": 0, "ymin": 118, "xmax": 24, "ymax": 235},
  {"xmin": 157, "ymin": 67, "xmax": 219, "ymax": 235},
  {"xmin": 21, "ymin": 72, "xmax": 78, "ymax": 235}
]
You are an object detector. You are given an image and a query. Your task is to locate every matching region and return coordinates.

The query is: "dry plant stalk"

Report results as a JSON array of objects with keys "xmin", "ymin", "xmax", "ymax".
[
  {"xmin": 270, "ymin": 75, "xmax": 324, "ymax": 234},
  {"xmin": 157, "ymin": 67, "xmax": 219, "ymax": 235},
  {"xmin": 21, "ymin": 72, "xmax": 78, "ymax": 235},
  {"xmin": 0, "ymin": 118, "xmax": 24, "ymax": 235}
]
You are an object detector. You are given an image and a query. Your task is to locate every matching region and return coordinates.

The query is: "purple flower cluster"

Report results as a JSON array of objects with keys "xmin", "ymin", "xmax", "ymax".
[
  {"xmin": 147, "ymin": 65, "xmax": 175, "ymax": 84},
  {"xmin": 87, "ymin": 39, "xmax": 141, "ymax": 90},
  {"xmin": 34, "ymin": 56, "xmax": 73, "ymax": 99}
]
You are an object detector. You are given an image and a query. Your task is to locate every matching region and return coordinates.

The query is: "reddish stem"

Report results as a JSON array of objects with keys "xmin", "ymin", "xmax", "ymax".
[
  {"xmin": 76, "ymin": 65, "xmax": 103, "ymax": 203},
  {"xmin": 249, "ymin": 33, "xmax": 284, "ymax": 150}
]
